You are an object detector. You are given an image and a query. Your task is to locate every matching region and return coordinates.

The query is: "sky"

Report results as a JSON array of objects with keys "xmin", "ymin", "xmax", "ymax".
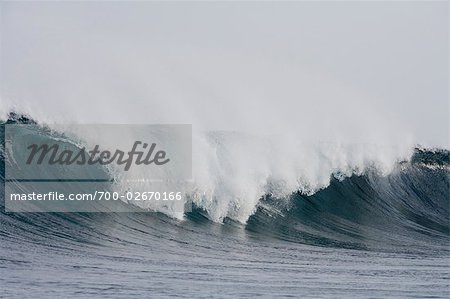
[{"xmin": 0, "ymin": 1, "xmax": 448, "ymax": 147}]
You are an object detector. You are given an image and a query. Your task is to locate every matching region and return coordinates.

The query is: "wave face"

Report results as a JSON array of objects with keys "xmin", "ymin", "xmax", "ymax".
[
  {"xmin": 1, "ymin": 114, "xmax": 449, "ymax": 298},
  {"xmin": 247, "ymin": 161, "xmax": 449, "ymax": 251}
]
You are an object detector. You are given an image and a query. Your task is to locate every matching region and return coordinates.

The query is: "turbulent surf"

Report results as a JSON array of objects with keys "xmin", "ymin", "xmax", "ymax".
[{"xmin": 1, "ymin": 113, "xmax": 449, "ymax": 298}]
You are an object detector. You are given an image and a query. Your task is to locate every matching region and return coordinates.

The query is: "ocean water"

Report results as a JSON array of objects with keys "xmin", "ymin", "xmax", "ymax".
[{"xmin": 0, "ymin": 116, "xmax": 449, "ymax": 298}]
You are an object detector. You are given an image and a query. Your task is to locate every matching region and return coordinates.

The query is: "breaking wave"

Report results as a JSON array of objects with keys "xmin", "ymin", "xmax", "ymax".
[{"xmin": 0, "ymin": 112, "xmax": 448, "ymax": 252}]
